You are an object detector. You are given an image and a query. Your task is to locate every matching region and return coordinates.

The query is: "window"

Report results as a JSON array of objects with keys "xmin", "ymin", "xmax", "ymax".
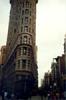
[
  {"xmin": 29, "ymin": 27, "xmax": 31, "ymax": 33},
  {"xmin": 25, "ymin": 9, "xmax": 29, "ymax": 14},
  {"xmin": 22, "ymin": 2, "xmax": 24, "ymax": 7},
  {"xmin": 28, "ymin": 60, "xmax": 30, "ymax": 68},
  {"xmin": 22, "ymin": 59, "xmax": 26, "ymax": 68},
  {"xmin": 14, "ymin": 28, "xmax": 16, "ymax": 33},
  {"xmin": 28, "ymin": 48, "xmax": 31, "ymax": 56},
  {"xmin": 18, "ymin": 60, "xmax": 20, "ymax": 68},
  {"xmin": 32, "ymin": 28, "xmax": 34, "ymax": 33},
  {"xmin": 22, "ymin": 18, "xmax": 23, "ymax": 24},
  {"xmin": 26, "ymin": 1, "xmax": 29, "ymax": 7},
  {"xmin": 23, "ymin": 47, "xmax": 27, "ymax": 55},
  {"xmin": 28, "ymin": 38, "xmax": 31, "ymax": 44},
  {"xmin": 20, "ymin": 36, "xmax": 22, "ymax": 44},
  {"xmin": 23, "ymin": 36, "xmax": 27, "ymax": 44},
  {"xmin": 30, "ymin": 4, "xmax": 32, "ymax": 8},
  {"xmin": 24, "ymin": 26, "xmax": 28, "ymax": 32},
  {"xmin": 22, "ymin": 10, "xmax": 24, "ymax": 15},
  {"xmin": 21, "ymin": 26, "xmax": 23, "ymax": 32},
  {"xmin": 30, "ymin": 11, "xmax": 31, "ymax": 16},
  {"xmin": 18, "ymin": 47, "xmax": 21, "ymax": 56},
  {"xmin": 29, "ymin": 18, "xmax": 31, "ymax": 24},
  {"xmin": 25, "ymin": 17, "xmax": 28, "ymax": 23}
]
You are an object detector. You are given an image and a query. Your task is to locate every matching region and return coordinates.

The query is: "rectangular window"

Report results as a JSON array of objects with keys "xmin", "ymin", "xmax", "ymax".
[
  {"xmin": 14, "ymin": 28, "xmax": 16, "ymax": 33},
  {"xmin": 24, "ymin": 26, "xmax": 28, "ymax": 32},
  {"xmin": 18, "ymin": 47, "xmax": 21, "ymax": 56},
  {"xmin": 23, "ymin": 47, "xmax": 27, "ymax": 55},
  {"xmin": 30, "ymin": 4, "xmax": 32, "ymax": 8},
  {"xmin": 28, "ymin": 38, "xmax": 31, "ymax": 44},
  {"xmin": 23, "ymin": 36, "xmax": 27, "ymax": 44},
  {"xmin": 20, "ymin": 37, "xmax": 22, "ymax": 44},
  {"xmin": 29, "ymin": 18, "xmax": 31, "ymax": 24},
  {"xmin": 25, "ymin": 17, "xmax": 28, "ymax": 23},
  {"xmin": 22, "ymin": 18, "xmax": 23, "ymax": 24},
  {"xmin": 26, "ymin": 1, "xmax": 29, "ymax": 8},
  {"xmin": 18, "ymin": 60, "xmax": 20, "ymax": 68},
  {"xmin": 22, "ymin": 10, "xmax": 24, "ymax": 15},
  {"xmin": 25, "ymin": 9, "xmax": 29, "ymax": 14},
  {"xmin": 28, "ymin": 60, "xmax": 30, "ymax": 68},
  {"xmin": 21, "ymin": 26, "xmax": 23, "ymax": 32},
  {"xmin": 29, "ymin": 27, "xmax": 31, "ymax": 33},
  {"xmin": 28, "ymin": 48, "xmax": 31, "ymax": 56},
  {"xmin": 30, "ymin": 11, "xmax": 31, "ymax": 16},
  {"xmin": 22, "ymin": 2, "xmax": 24, "ymax": 7},
  {"xmin": 22, "ymin": 59, "xmax": 26, "ymax": 68}
]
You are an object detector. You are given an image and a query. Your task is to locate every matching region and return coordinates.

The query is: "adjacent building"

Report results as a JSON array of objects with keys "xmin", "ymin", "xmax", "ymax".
[
  {"xmin": 0, "ymin": 51, "xmax": 2, "ymax": 95},
  {"xmin": 0, "ymin": 46, "xmax": 6, "ymax": 96},
  {"xmin": 3, "ymin": 0, "xmax": 38, "ymax": 99},
  {"xmin": 0, "ymin": 46, "xmax": 6, "ymax": 65}
]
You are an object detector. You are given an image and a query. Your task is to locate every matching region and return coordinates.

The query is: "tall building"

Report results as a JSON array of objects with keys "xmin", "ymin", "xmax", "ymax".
[{"xmin": 3, "ymin": 0, "xmax": 38, "ymax": 99}]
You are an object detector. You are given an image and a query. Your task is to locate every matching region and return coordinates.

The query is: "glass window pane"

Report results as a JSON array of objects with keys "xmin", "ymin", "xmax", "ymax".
[
  {"xmin": 25, "ymin": 9, "xmax": 29, "ymax": 14},
  {"xmin": 23, "ymin": 36, "xmax": 27, "ymax": 44},
  {"xmin": 25, "ymin": 17, "xmax": 28, "ymax": 23},
  {"xmin": 24, "ymin": 26, "xmax": 28, "ymax": 32},
  {"xmin": 23, "ymin": 47, "xmax": 27, "ymax": 55},
  {"xmin": 18, "ymin": 60, "xmax": 20, "ymax": 68},
  {"xmin": 22, "ymin": 59, "xmax": 26, "ymax": 68}
]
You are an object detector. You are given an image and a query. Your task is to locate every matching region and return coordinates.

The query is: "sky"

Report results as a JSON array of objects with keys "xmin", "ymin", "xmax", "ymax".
[{"xmin": 0, "ymin": 0, "xmax": 66, "ymax": 85}]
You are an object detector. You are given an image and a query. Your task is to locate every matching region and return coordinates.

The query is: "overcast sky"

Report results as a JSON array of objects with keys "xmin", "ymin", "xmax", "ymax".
[{"xmin": 0, "ymin": 0, "xmax": 66, "ymax": 85}]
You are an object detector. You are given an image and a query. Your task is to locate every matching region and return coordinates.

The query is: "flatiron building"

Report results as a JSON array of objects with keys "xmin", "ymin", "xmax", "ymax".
[{"xmin": 3, "ymin": 0, "xmax": 38, "ymax": 99}]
